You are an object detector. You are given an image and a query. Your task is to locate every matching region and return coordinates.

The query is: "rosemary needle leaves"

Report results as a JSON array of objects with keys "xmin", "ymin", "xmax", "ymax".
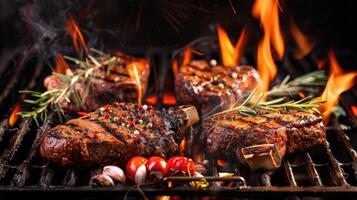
[
  {"xmin": 18, "ymin": 49, "xmax": 116, "ymax": 125},
  {"xmin": 265, "ymin": 70, "xmax": 326, "ymax": 97},
  {"xmin": 207, "ymin": 88, "xmax": 326, "ymax": 119}
]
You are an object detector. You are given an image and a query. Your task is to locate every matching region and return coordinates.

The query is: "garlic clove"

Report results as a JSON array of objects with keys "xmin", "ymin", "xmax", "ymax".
[
  {"xmin": 92, "ymin": 174, "xmax": 115, "ymax": 187},
  {"xmin": 103, "ymin": 165, "xmax": 126, "ymax": 184}
]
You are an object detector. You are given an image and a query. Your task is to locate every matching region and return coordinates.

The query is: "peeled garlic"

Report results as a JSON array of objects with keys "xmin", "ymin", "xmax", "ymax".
[
  {"xmin": 92, "ymin": 174, "xmax": 115, "ymax": 187},
  {"xmin": 103, "ymin": 165, "xmax": 126, "ymax": 184}
]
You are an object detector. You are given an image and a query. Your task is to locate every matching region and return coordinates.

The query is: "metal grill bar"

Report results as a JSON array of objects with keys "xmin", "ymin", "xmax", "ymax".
[
  {"xmin": 283, "ymin": 160, "xmax": 297, "ymax": 186},
  {"xmin": 0, "ymin": 120, "xmax": 31, "ymax": 180},
  {"xmin": 304, "ymin": 153, "xmax": 322, "ymax": 186}
]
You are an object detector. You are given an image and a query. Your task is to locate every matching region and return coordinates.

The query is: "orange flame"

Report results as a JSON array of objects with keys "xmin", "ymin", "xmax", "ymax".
[
  {"xmin": 9, "ymin": 102, "xmax": 21, "ymax": 127},
  {"xmin": 54, "ymin": 53, "xmax": 70, "ymax": 74},
  {"xmin": 172, "ymin": 59, "xmax": 179, "ymax": 75},
  {"xmin": 253, "ymin": 0, "xmax": 284, "ymax": 59},
  {"xmin": 145, "ymin": 95, "xmax": 158, "ymax": 105},
  {"xmin": 256, "ymin": 35, "xmax": 277, "ymax": 93},
  {"xmin": 253, "ymin": 0, "xmax": 285, "ymax": 93},
  {"xmin": 162, "ymin": 93, "xmax": 177, "ymax": 105},
  {"xmin": 183, "ymin": 48, "xmax": 192, "ymax": 65},
  {"xmin": 352, "ymin": 106, "xmax": 357, "ymax": 118},
  {"xmin": 128, "ymin": 62, "xmax": 142, "ymax": 105},
  {"xmin": 217, "ymin": 25, "xmax": 248, "ymax": 67},
  {"xmin": 290, "ymin": 20, "xmax": 317, "ymax": 59},
  {"xmin": 66, "ymin": 16, "xmax": 88, "ymax": 55},
  {"xmin": 319, "ymin": 50, "xmax": 357, "ymax": 124}
]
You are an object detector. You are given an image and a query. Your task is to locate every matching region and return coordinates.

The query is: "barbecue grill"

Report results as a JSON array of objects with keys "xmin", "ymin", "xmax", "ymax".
[{"xmin": 1, "ymin": 0, "xmax": 357, "ymax": 199}]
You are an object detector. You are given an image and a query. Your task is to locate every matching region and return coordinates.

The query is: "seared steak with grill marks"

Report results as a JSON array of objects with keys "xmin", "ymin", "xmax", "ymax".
[
  {"xmin": 44, "ymin": 52, "xmax": 150, "ymax": 112},
  {"xmin": 175, "ymin": 60, "xmax": 260, "ymax": 117},
  {"xmin": 199, "ymin": 109, "xmax": 325, "ymax": 170},
  {"xmin": 40, "ymin": 103, "xmax": 199, "ymax": 168}
]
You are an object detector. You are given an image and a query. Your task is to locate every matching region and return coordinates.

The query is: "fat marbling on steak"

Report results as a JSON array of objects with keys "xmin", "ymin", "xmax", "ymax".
[
  {"xmin": 44, "ymin": 52, "xmax": 150, "ymax": 112},
  {"xmin": 199, "ymin": 109, "xmax": 326, "ymax": 170},
  {"xmin": 40, "ymin": 103, "xmax": 199, "ymax": 168},
  {"xmin": 175, "ymin": 60, "xmax": 260, "ymax": 117}
]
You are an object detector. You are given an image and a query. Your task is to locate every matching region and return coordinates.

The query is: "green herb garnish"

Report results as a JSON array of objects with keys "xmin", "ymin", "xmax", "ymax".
[{"xmin": 18, "ymin": 48, "xmax": 118, "ymax": 125}]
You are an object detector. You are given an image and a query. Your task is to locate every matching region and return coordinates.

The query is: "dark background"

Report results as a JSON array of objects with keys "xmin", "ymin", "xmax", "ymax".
[{"xmin": 0, "ymin": 0, "xmax": 357, "ymax": 68}]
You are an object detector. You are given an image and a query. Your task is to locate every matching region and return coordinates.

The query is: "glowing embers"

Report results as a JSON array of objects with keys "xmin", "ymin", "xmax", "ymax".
[
  {"xmin": 217, "ymin": 25, "xmax": 247, "ymax": 67},
  {"xmin": 9, "ymin": 102, "xmax": 21, "ymax": 127},
  {"xmin": 252, "ymin": 0, "xmax": 285, "ymax": 93},
  {"xmin": 319, "ymin": 50, "xmax": 357, "ymax": 124},
  {"xmin": 145, "ymin": 95, "xmax": 159, "ymax": 105}
]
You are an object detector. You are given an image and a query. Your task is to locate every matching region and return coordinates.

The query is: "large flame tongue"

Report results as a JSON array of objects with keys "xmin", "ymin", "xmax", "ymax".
[
  {"xmin": 252, "ymin": 0, "xmax": 285, "ymax": 93},
  {"xmin": 319, "ymin": 50, "xmax": 357, "ymax": 124},
  {"xmin": 217, "ymin": 25, "xmax": 247, "ymax": 67}
]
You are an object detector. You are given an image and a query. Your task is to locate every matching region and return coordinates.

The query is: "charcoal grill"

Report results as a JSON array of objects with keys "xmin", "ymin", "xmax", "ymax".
[
  {"xmin": 1, "ymin": 45, "xmax": 357, "ymax": 199},
  {"xmin": 1, "ymin": 0, "xmax": 357, "ymax": 199}
]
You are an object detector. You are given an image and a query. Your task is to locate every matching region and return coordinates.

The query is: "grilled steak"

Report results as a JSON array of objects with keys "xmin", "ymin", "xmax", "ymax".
[
  {"xmin": 199, "ymin": 109, "xmax": 325, "ymax": 170},
  {"xmin": 44, "ymin": 52, "xmax": 150, "ymax": 112},
  {"xmin": 175, "ymin": 60, "xmax": 260, "ymax": 117},
  {"xmin": 40, "ymin": 103, "xmax": 199, "ymax": 168}
]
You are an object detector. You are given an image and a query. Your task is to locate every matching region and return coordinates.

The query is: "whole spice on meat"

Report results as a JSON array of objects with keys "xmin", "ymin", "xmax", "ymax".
[
  {"xmin": 175, "ymin": 60, "xmax": 260, "ymax": 117},
  {"xmin": 200, "ymin": 92, "xmax": 326, "ymax": 170},
  {"xmin": 40, "ymin": 103, "xmax": 199, "ymax": 168}
]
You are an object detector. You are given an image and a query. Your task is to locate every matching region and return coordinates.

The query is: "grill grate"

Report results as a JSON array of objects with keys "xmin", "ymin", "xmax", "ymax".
[{"xmin": 0, "ymin": 47, "xmax": 357, "ymax": 198}]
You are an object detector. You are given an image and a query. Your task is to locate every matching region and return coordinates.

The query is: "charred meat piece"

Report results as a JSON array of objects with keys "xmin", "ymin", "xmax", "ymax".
[
  {"xmin": 175, "ymin": 60, "xmax": 260, "ymax": 117},
  {"xmin": 40, "ymin": 103, "xmax": 199, "ymax": 168},
  {"xmin": 44, "ymin": 52, "xmax": 150, "ymax": 112},
  {"xmin": 199, "ymin": 109, "xmax": 325, "ymax": 170}
]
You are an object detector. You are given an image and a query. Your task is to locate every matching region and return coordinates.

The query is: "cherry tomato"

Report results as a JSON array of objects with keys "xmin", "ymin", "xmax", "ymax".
[
  {"xmin": 167, "ymin": 156, "xmax": 196, "ymax": 176},
  {"xmin": 146, "ymin": 156, "xmax": 168, "ymax": 179},
  {"xmin": 126, "ymin": 156, "xmax": 147, "ymax": 181}
]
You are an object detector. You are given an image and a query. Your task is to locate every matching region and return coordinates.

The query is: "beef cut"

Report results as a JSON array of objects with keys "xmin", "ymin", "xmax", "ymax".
[
  {"xmin": 40, "ymin": 103, "xmax": 199, "ymax": 168},
  {"xmin": 44, "ymin": 52, "xmax": 150, "ymax": 112},
  {"xmin": 175, "ymin": 60, "xmax": 260, "ymax": 117},
  {"xmin": 199, "ymin": 109, "xmax": 326, "ymax": 170}
]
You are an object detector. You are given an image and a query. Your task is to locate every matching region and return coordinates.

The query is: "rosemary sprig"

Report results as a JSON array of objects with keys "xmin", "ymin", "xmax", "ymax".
[
  {"xmin": 17, "ymin": 49, "xmax": 117, "ymax": 125},
  {"xmin": 265, "ymin": 70, "xmax": 326, "ymax": 97},
  {"xmin": 207, "ymin": 89, "xmax": 326, "ymax": 119}
]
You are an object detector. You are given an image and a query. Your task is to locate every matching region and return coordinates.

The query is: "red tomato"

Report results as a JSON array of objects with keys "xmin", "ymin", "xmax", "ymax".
[
  {"xmin": 167, "ymin": 156, "xmax": 196, "ymax": 176},
  {"xmin": 126, "ymin": 156, "xmax": 147, "ymax": 181},
  {"xmin": 146, "ymin": 156, "xmax": 168, "ymax": 179}
]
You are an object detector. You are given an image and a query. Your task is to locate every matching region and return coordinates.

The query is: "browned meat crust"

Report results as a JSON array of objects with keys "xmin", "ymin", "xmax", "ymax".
[
  {"xmin": 44, "ymin": 52, "xmax": 150, "ymax": 112},
  {"xmin": 40, "ymin": 103, "xmax": 199, "ymax": 168},
  {"xmin": 175, "ymin": 60, "xmax": 260, "ymax": 117},
  {"xmin": 199, "ymin": 109, "xmax": 325, "ymax": 170}
]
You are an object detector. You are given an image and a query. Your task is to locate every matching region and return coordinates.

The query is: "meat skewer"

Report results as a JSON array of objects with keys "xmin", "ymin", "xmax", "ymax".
[
  {"xmin": 175, "ymin": 60, "xmax": 260, "ymax": 117},
  {"xmin": 199, "ymin": 109, "xmax": 326, "ymax": 170},
  {"xmin": 40, "ymin": 103, "xmax": 199, "ymax": 168}
]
